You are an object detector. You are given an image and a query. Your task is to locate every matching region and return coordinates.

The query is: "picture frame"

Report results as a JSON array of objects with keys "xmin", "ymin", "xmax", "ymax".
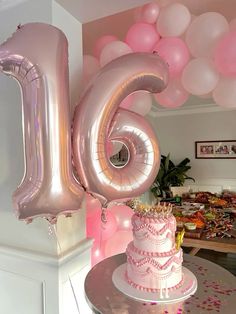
[{"xmin": 195, "ymin": 140, "xmax": 236, "ymax": 159}]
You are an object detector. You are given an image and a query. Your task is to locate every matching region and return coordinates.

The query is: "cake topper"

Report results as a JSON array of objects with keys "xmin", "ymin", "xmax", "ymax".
[{"xmin": 127, "ymin": 199, "xmax": 173, "ymax": 218}]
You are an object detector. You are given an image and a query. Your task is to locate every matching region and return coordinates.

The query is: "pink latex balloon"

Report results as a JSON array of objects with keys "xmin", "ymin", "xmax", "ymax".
[
  {"xmin": 100, "ymin": 40, "xmax": 132, "ymax": 67},
  {"xmin": 181, "ymin": 58, "xmax": 219, "ymax": 96},
  {"xmin": 104, "ymin": 230, "xmax": 133, "ymax": 258},
  {"xmin": 110, "ymin": 205, "xmax": 134, "ymax": 230},
  {"xmin": 82, "ymin": 54, "xmax": 100, "ymax": 88},
  {"xmin": 93, "ymin": 35, "xmax": 118, "ymax": 59},
  {"xmin": 125, "ymin": 23, "xmax": 160, "ymax": 52},
  {"xmin": 129, "ymin": 91, "xmax": 153, "ymax": 116},
  {"xmin": 140, "ymin": 2, "xmax": 160, "ymax": 24},
  {"xmin": 154, "ymin": 78, "xmax": 189, "ymax": 108},
  {"xmin": 0, "ymin": 23, "xmax": 84, "ymax": 222},
  {"xmin": 153, "ymin": 37, "xmax": 190, "ymax": 77},
  {"xmin": 213, "ymin": 76, "xmax": 236, "ymax": 108},
  {"xmin": 157, "ymin": 3, "xmax": 191, "ymax": 37},
  {"xmin": 73, "ymin": 53, "xmax": 169, "ymax": 205},
  {"xmin": 185, "ymin": 12, "xmax": 229, "ymax": 58},
  {"xmin": 86, "ymin": 209, "xmax": 118, "ymax": 241},
  {"xmin": 91, "ymin": 241, "xmax": 105, "ymax": 266},
  {"xmin": 214, "ymin": 31, "xmax": 236, "ymax": 77},
  {"xmin": 86, "ymin": 194, "xmax": 102, "ymax": 219},
  {"xmin": 120, "ymin": 94, "xmax": 134, "ymax": 109}
]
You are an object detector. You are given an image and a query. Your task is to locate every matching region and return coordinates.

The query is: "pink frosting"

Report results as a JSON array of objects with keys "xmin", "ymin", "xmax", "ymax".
[
  {"xmin": 126, "ymin": 251, "xmax": 183, "ymax": 270},
  {"xmin": 132, "ymin": 220, "xmax": 175, "ymax": 235},
  {"xmin": 127, "ymin": 242, "xmax": 177, "ymax": 257},
  {"xmin": 125, "ymin": 271, "xmax": 183, "ymax": 293},
  {"xmin": 133, "ymin": 213, "xmax": 176, "ymax": 224},
  {"xmin": 126, "ymin": 213, "xmax": 183, "ymax": 293}
]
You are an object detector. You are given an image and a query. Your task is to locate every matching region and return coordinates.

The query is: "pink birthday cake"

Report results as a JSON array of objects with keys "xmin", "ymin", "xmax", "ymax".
[{"xmin": 125, "ymin": 202, "xmax": 183, "ymax": 295}]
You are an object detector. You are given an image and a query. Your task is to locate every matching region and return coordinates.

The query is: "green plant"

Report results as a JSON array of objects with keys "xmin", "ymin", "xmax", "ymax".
[{"xmin": 150, "ymin": 153, "xmax": 195, "ymax": 198}]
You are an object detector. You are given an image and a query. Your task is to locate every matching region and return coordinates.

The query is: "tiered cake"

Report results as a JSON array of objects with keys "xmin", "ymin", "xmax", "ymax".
[{"xmin": 125, "ymin": 202, "xmax": 183, "ymax": 297}]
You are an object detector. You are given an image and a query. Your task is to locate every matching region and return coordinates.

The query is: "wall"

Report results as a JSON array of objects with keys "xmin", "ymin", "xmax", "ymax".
[
  {"xmin": 148, "ymin": 109, "xmax": 236, "ymax": 188},
  {"xmin": 0, "ymin": 249, "xmax": 59, "ymax": 314}
]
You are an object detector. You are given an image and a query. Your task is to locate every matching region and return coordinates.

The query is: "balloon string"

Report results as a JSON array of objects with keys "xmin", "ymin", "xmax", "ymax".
[{"xmin": 49, "ymin": 223, "xmax": 81, "ymax": 314}]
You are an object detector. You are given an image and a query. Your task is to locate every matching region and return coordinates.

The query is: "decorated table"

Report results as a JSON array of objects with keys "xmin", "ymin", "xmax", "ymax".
[
  {"xmin": 84, "ymin": 253, "xmax": 236, "ymax": 314},
  {"xmin": 182, "ymin": 233, "xmax": 236, "ymax": 255},
  {"xmin": 171, "ymin": 191, "xmax": 236, "ymax": 255}
]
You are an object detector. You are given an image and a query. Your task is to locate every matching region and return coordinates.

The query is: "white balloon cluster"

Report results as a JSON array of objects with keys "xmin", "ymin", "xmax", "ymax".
[{"xmin": 83, "ymin": 1, "xmax": 236, "ymax": 112}]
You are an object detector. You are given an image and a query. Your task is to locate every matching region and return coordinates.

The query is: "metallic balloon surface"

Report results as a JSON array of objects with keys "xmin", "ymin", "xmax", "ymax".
[
  {"xmin": 72, "ymin": 53, "xmax": 169, "ymax": 205},
  {"xmin": 0, "ymin": 23, "xmax": 84, "ymax": 221}
]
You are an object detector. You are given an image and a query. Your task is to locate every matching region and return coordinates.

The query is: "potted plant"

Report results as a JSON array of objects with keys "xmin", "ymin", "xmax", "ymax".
[{"xmin": 150, "ymin": 153, "xmax": 195, "ymax": 198}]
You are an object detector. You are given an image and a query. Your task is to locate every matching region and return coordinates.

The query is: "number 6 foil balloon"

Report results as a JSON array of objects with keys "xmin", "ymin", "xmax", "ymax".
[
  {"xmin": 73, "ymin": 53, "xmax": 169, "ymax": 206},
  {"xmin": 0, "ymin": 23, "xmax": 84, "ymax": 222}
]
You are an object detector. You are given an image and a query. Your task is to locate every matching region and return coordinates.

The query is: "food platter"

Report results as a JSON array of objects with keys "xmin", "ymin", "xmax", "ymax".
[{"xmin": 173, "ymin": 191, "xmax": 236, "ymax": 239}]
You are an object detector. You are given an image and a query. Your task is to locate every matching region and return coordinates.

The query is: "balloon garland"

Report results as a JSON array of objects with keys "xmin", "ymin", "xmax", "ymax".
[{"xmin": 83, "ymin": 1, "xmax": 236, "ymax": 113}]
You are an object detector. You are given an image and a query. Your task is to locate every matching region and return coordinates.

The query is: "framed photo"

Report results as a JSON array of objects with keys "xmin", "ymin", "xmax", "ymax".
[{"xmin": 195, "ymin": 140, "xmax": 236, "ymax": 159}]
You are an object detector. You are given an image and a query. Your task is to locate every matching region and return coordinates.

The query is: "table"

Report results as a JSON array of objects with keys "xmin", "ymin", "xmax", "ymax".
[
  {"xmin": 182, "ymin": 235, "xmax": 236, "ymax": 255},
  {"xmin": 84, "ymin": 253, "xmax": 236, "ymax": 314}
]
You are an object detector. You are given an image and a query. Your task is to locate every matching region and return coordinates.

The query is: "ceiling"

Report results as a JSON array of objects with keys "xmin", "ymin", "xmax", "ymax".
[{"xmin": 56, "ymin": 0, "xmax": 150, "ymax": 23}]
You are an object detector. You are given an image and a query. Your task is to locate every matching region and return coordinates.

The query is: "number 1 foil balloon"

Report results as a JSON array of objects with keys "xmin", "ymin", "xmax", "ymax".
[
  {"xmin": 72, "ymin": 52, "xmax": 169, "ymax": 206},
  {"xmin": 0, "ymin": 23, "xmax": 84, "ymax": 222}
]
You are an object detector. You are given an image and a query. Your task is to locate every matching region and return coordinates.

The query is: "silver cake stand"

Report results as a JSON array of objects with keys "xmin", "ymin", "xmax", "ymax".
[{"xmin": 84, "ymin": 253, "xmax": 236, "ymax": 314}]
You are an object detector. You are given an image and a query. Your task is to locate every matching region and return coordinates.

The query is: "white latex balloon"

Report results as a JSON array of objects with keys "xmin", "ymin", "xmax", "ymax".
[
  {"xmin": 213, "ymin": 76, "xmax": 236, "ymax": 108},
  {"xmin": 129, "ymin": 91, "xmax": 152, "ymax": 116},
  {"xmin": 185, "ymin": 12, "xmax": 229, "ymax": 58},
  {"xmin": 157, "ymin": 3, "xmax": 191, "ymax": 37},
  {"xmin": 100, "ymin": 40, "xmax": 133, "ymax": 67},
  {"xmin": 181, "ymin": 58, "xmax": 219, "ymax": 95}
]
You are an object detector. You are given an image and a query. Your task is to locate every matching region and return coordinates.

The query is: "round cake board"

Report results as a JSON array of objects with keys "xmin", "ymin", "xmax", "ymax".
[{"xmin": 112, "ymin": 264, "xmax": 197, "ymax": 304}]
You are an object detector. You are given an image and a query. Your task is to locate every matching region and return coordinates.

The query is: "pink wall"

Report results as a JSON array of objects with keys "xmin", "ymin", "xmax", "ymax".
[{"xmin": 83, "ymin": 8, "xmax": 135, "ymax": 55}]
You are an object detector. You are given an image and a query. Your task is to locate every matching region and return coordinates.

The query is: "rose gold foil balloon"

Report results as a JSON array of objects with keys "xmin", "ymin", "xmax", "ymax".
[
  {"xmin": 73, "ymin": 53, "xmax": 169, "ymax": 205},
  {"xmin": 0, "ymin": 23, "xmax": 84, "ymax": 221}
]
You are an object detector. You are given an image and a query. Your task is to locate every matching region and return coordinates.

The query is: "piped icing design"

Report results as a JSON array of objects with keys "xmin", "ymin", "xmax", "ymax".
[
  {"xmin": 132, "ymin": 215, "xmax": 176, "ymax": 235},
  {"xmin": 134, "ymin": 230, "xmax": 173, "ymax": 245},
  {"xmin": 125, "ymin": 271, "xmax": 184, "ymax": 293},
  {"xmin": 127, "ymin": 250, "xmax": 183, "ymax": 270},
  {"xmin": 127, "ymin": 241, "xmax": 177, "ymax": 257}
]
